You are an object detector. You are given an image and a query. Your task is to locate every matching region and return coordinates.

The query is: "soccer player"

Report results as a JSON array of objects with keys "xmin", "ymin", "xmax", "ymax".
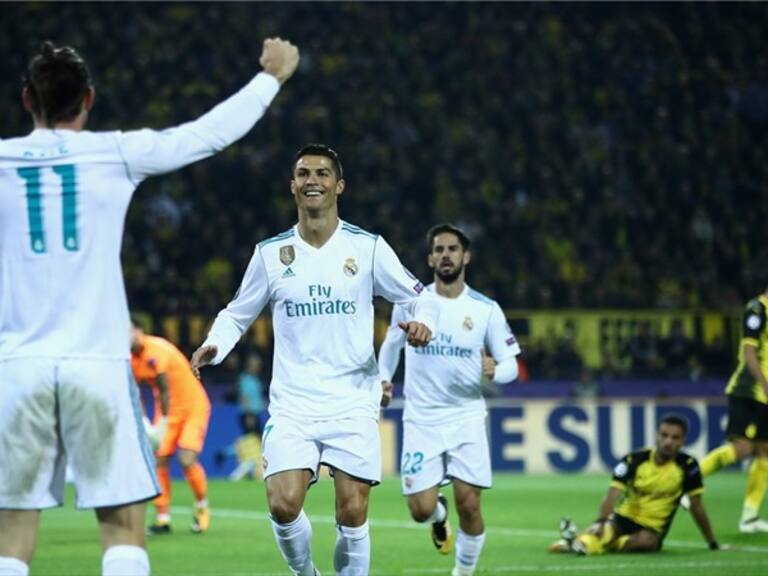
[
  {"xmin": 549, "ymin": 415, "xmax": 720, "ymax": 555},
  {"xmin": 696, "ymin": 288, "xmax": 768, "ymax": 532},
  {"xmin": 378, "ymin": 224, "xmax": 521, "ymax": 576},
  {"xmin": 130, "ymin": 319, "xmax": 212, "ymax": 534},
  {"xmin": 191, "ymin": 144, "xmax": 438, "ymax": 576},
  {"xmin": 0, "ymin": 39, "xmax": 298, "ymax": 576}
]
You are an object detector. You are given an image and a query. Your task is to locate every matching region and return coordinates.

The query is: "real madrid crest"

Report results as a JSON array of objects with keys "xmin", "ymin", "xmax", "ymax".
[
  {"xmin": 279, "ymin": 245, "xmax": 295, "ymax": 266},
  {"xmin": 343, "ymin": 257, "xmax": 359, "ymax": 277},
  {"xmin": 463, "ymin": 316, "xmax": 474, "ymax": 331}
]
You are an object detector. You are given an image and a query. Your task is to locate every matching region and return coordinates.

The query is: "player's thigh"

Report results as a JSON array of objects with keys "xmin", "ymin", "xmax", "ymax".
[
  {"xmin": 401, "ymin": 421, "xmax": 448, "ymax": 495},
  {"xmin": 176, "ymin": 405, "xmax": 211, "ymax": 455},
  {"xmin": 446, "ymin": 419, "xmax": 492, "ymax": 489},
  {"xmin": 156, "ymin": 417, "xmax": 183, "ymax": 458},
  {"xmin": 58, "ymin": 359, "xmax": 158, "ymax": 508},
  {"xmin": 265, "ymin": 469, "xmax": 313, "ymax": 522},
  {"xmin": 95, "ymin": 502, "xmax": 147, "ymax": 549},
  {"xmin": 0, "ymin": 509, "xmax": 40, "ymax": 562},
  {"xmin": 0, "ymin": 359, "xmax": 63, "ymax": 509},
  {"xmin": 261, "ymin": 415, "xmax": 322, "ymax": 482},
  {"xmin": 319, "ymin": 417, "xmax": 382, "ymax": 485},
  {"xmin": 452, "ymin": 478, "xmax": 483, "ymax": 515}
]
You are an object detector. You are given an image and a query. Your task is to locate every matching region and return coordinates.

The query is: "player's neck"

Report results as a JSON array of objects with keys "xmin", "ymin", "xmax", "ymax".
[
  {"xmin": 297, "ymin": 211, "xmax": 339, "ymax": 248},
  {"xmin": 33, "ymin": 115, "xmax": 87, "ymax": 132},
  {"xmin": 434, "ymin": 277, "xmax": 465, "ymax": 299}
]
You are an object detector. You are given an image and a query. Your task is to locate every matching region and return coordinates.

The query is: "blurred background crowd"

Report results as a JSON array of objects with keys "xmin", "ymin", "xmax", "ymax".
[{"xmin": 2, "ymin": 2, "xmax": 766, "ymax": 384}]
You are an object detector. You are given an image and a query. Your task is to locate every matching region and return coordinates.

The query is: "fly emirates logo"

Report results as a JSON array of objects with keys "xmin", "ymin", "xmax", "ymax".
[{"xmin": 285, "ymin": 284, "xmax": 357, "ymax": 318}]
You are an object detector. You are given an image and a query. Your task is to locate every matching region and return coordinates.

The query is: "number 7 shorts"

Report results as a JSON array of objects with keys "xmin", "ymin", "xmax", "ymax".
[
  {"xmin": 261, "ymin": 414, "xmax": 382, "ymax": 486},
  {"xmin": 0, "ymin": 357, "xmax": 160, "ymax": 509},
  {"xmin": 400, "ymin": 416, "xmax": 492, "ymax": 495}
]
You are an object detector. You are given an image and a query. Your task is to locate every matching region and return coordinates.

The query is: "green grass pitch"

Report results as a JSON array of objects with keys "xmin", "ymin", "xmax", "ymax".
[{"xmin": 31, "ymin": 473, "xmax": 768, "ymax": 575}]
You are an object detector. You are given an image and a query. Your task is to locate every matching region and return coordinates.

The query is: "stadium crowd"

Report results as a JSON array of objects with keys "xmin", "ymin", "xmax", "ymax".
[{"xmin": 2, "ymin": 3, "xmax": 766, "ymax": 340}]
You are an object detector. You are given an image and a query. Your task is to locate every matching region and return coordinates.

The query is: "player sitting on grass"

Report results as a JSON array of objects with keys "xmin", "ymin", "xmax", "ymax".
[{"xmin": 549, "ymin": 414, "xmax": 722, "ymax": 555}]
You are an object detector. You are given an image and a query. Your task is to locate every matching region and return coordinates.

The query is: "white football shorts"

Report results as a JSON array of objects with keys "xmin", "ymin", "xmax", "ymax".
[
  {"xmin": 0, "ymin": 357, "xmax": 159, "ymax": 509},
  {"xmin": 261, "ymin": 414, "xmax": 381, "ymax": 485},
  {"xmin": 400, "ymin": 416, "xmax": 491, "ymax": 495}
]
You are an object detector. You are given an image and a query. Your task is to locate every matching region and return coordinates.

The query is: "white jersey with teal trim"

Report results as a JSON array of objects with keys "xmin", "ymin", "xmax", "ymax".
[
  {"xmin": 203, "ymin": 219, "xmax": 439, "ymax": 420},
  {"xmin": 0, "ymin": 73, "xmax": 279, "ymax": 360},
  {"xmin": 380, "ymin": 283, "xmax": 521, "ymax": 425}
]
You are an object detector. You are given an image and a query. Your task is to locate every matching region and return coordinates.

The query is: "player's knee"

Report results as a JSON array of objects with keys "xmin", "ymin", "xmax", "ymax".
[
  {"xmin": 269, "ymin": 501, "xmax": 302, "ymax": 524},
  {"xmin": 267, "ymin": 492, "xmax": 304, "ymax": 524},
  {"xmin": 336, "ymin": 495, "xmax": 368, "ymax": 526},
  {"xmin": 634, "ymin": 531, "xmax": 660, "ymax": 552},
  {"xmin": 456, "ymin": 500, "xmax": 481, "ymax": 526},
  {"xmin": 733, "ymin": 439, "xmax": 754, "ymax": 460},
  {"xmin": 407, "ymin": 498, "xmax": 435, "ymax": 523},
  {"xmin": 178, "ymin": 450, "xmax": 198, "ymax": 468}
]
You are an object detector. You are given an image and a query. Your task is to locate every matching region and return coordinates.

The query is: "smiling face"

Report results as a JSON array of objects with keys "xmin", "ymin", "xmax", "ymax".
[
  {"xmin": 290, "ymin": 154, "xmax": 345, "ymax": 215},
  {"xmin": 428, "ymin": 231, "xmax": 471, "ymax": 285}
]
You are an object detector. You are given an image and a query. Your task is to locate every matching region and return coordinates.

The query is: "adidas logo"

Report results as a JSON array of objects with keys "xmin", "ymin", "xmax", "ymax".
[{"xmin": 282, "ymin": 267, "xmax": 295, "ymax": 278}]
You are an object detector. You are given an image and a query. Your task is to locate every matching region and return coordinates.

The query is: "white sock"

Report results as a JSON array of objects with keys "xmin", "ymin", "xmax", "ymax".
[
  {"xmin": 334, "ymin": 522, "xmax": 370, "ymax": 576},
  {"xmin": 270, "ymin": 510, "xmax": 316, "ymax": 576},
  {"xmin": 102, "ymin": 545, "xmax": 150, "ymax": 576},
  {"xmin": 0, "ymin": 557, "xmax": 29, "ymax": 576},
  {"xmin": 454, "ymin": 530, "xmax": 485, "ymax": 575},
  {"xmin": 425, "ymin": 500, "xmax": 447, "ymax": 524}
]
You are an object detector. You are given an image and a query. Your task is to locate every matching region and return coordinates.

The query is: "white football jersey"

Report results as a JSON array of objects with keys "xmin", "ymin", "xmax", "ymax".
[
  {"xmin": 203, "ymin": 220, "xmax": 439, "ymax": 420},
  {"xmin": 379, "ymin": 283, "xmax": 520, "ymax": 424},
  {"xmin": 0, "ymin": 73, "xmax": 279, "ymax": 359}
]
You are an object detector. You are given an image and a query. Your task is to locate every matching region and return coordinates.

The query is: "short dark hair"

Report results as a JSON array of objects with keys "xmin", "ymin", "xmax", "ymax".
[
  {"xmin": 426, "ymin": 223, "xmax": 471, "ymax": 251},
  {"xmin": 23, "ymin": 41, "xmax": 92, "ymax": 127},
  {"xmin": 659, "ymin": 413, "xmax": 688, "ymax": 436},
  {"xmin": 293, "ymin": 144, "xmax": 344, "ymax": 179}
]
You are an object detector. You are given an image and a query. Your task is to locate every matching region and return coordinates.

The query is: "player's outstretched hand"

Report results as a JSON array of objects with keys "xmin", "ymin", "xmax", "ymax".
[
  {"xmin": 380, "ymin": 380, "xmax": 394, "ymax": 408},
  {"xmin": 481, "ymin": 349, "xmax": 497, "ymax": 379},
  {"xmin": 259, "ymin": 37, "xmax": 299, "ymax": 85},
  {"xmin": 191, "ymin": 344, "xmax": 218, "ymax": 379},
  {"xmin": 398, "ymin": 321, "xmax": 432, "ymax": 347}
]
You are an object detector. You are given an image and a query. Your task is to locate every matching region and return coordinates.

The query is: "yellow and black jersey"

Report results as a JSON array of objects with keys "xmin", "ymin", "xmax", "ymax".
[
  {"xmin": 726, "ymin": 295, "xmax": 768, "ymax": 405},
  {"xmin": 611, "ymin": 448, "xmax": 703, "ymax": 537}
]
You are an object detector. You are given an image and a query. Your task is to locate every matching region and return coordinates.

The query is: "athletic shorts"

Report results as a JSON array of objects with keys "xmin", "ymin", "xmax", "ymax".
[
  {"xmin": 612, "ymin": 513, "xmax": 662, "ymax": 550},
  {"xmin": 0, "ymin": 358, "xmax": 159, "ymax": 509},
  {"xmin": 400, "ymin": 417, "xmax": 491, "ymax": 495},
  {"xmin": 726, "ymin": 395, "xmax": 768, "ymax": 441},
  {"xmin": 156, "ymin": 403, "xmax": 211, "ymax": 457},
  {"xmin": 261, "ymin": 414, "xmax": 381, "ymax": 485}
]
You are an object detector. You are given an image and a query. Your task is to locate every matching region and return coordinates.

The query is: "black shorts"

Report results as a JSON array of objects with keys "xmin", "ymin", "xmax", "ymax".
[
  {"xmin": 612, "ymin": 514, "xmax": 662, "ymax": 550},
  {"xmin": 726, "ymin": 396, "xmax": 768, "ymax": 441}
]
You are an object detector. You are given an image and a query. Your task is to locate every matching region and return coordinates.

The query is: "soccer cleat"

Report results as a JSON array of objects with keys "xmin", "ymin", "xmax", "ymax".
[
  {"xmin": 147, "ymin": 521, "xmax": 171, "ymax": 535},
  {"xmin": 191, "ymin": 506, "xmax": 210, "ymax": 533},
  {"xmin": 739, "ymin": 517, "xmax": 768, "ymax": 533},
  {"xmin": 431, "ymin": 493, "xmax": 454, "ymax": 555},
  {"xmin": 559, "ymin": 517, "xmax": 577, "ymax": 544},
  {"xmin": 548, "ymin": 517, "xmax": 578, "ymax": 553}
]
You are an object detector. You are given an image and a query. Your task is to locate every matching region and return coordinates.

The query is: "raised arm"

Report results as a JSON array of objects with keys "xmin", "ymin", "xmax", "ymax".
[{"xmin": 118, "ymin": 38, "xmax": 299, "ymax": 182}]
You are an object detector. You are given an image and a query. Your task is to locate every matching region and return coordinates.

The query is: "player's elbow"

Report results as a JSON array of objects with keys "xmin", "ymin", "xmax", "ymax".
[{"xmin": 493, "ymin": 357, "xmax": 519, "ymax": 384}]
